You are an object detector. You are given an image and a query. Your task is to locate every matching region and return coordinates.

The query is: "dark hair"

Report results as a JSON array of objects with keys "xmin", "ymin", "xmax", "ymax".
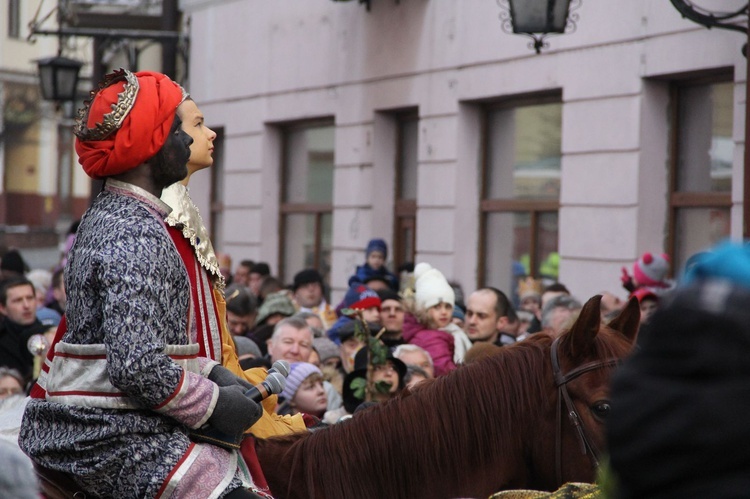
[
  {"xmin": 225, "ymin": 284, "xmax": 257, "ymax": 316},
  {"xmin": 477, "ymin": 287, "xmax": 512, "ymax": 319},
  {"xmin": 251, "ymin": 262, "xmax": 271, "ymax": 277},
  {"xmin": 260, "ymin": 276, "xmax": 284, "ymax": 299},
  {"xmin": 239, "ymin": 260, "xmax": 255, "ymax": 272},
  {"xmin": 543, "ymin": 282, "xmax": 570, "ymax": 295},
  {"xmin": 0, "ymin": 277, "xmax": 35, "ymax": 306},
  {"xmin": 52, "ymin": 268, "xmax": 64, "ymax": 290}
]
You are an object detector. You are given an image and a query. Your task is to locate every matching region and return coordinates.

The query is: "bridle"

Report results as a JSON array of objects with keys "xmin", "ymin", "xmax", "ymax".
[{"xmin": 549, "ymin": 337, "xmax": 620, "ymax": 485}]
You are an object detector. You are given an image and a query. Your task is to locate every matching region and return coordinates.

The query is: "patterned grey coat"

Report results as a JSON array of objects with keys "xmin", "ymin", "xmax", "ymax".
[{"xmin": 19, "ymin": 180, "xmax": 245, "ymax": 498}]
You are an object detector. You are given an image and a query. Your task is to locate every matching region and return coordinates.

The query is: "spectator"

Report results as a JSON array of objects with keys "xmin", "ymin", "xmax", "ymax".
[
  {"xmin": 276, "ymin": 362, "xmax": 328, "ymax": 420},
  {"xmin": 224, "ymin": 284, "xmax": 258, "ymax": 336},
  {"xmin": 216, "ymin": 252, "xmax": 233, "ymax": 286},
  {"xmin": 609, "ymin": 242, "xmax": 750, "ymax": 497},
  {"xmin": 292, "ymin": 269, "xmax": 337, "ymax": 330},
  {"xmin": 266, "ymin": 316, "xmax": 314, "ymax": 364},
  {"xmin": 393, "ymin": 343, "xmax": 434, "ymax": 378},
  {"xmin": 347, "ymin": 238, "xmax": 398, "ymax": 291},
  {"xmin": 248, "ymin": 263, "xmax": 271, "ymax": 299},
  {"xmin": 464, "ymin": 287, "xmax": 514, "ymax": 346},
  {"xmin": 377, "ymin": 289, "xmax": 406, "ymax": 348},
  {"xmin": 233, "ymin": 259, "xmax": 254, "ymax": 288},
  {"xmin": 631, "ymin": 288, "xmax": 659, "ymax": 327},
  {"xmin": 402, "ymin": 262, "xmax": 471, "ymax": 376},
  {"xmin": 341, "ymin": 345, "xmax": 407, "ymax": 414},
  {"xmin": 293, "ymin": 311, "xmax": 325, "ymax": 338},
  {"xmin": 403, "ymin": 365, "xmax": 430, "ymax": 389},
  {"xmin": 0, "ymin": 277, "xmax": 47, "ymax": 381},
  {"xmin": 249, "ymin": 291, "xmax": 296, "ymax": 356},
  {"xmin": 0, "ymin": 250, "xmax": 28, "ymax": 281},
  {"xmin": 541, "ymin": 294, "xmax": 582, "ymax": 336}
]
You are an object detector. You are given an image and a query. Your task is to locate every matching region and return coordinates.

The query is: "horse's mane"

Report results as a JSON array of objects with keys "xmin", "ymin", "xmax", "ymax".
[
  {"xmin": 264, "ymin": 334, "xmax": 551, "ymax": 498},
  {"xmin": 260, "ymin": 325, "xmax": 633, "ymax": 499}
]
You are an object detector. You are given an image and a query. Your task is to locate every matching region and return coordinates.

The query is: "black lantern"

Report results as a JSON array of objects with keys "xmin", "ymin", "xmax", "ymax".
[
  {"xmin": 499, "ymin": 0, "xmax": 580, "ymax": 54},
  {"xmin": 36, "ymin": 56, "xmax": 83, "ymax": 102}
]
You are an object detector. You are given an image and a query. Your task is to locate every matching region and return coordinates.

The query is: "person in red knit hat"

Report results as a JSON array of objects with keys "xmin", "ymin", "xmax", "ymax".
[{"xmin": 621, "ymin": 251, "xmax": 676, "ymax": 297}]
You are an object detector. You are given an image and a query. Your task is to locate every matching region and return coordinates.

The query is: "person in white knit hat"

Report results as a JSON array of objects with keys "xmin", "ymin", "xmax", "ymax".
[{"xmin": 401, "ymin": 262, "xmax": 472, "ymax": 376}]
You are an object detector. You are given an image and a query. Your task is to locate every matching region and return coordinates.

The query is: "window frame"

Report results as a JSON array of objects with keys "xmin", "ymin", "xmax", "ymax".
[
  {"xmin": 393, "ymin": 110, "xmax": 419, "ymax": 271},
  {"xmin": 478, "ymin": 92, "xmax": 562, "ymax": 288},
  {"xmin": 278, "ymin": 119, "xmax": 335, "ymax": 283},
  {"xmin": 666, "ymin": 72, "xmax": 734, "ymax": 271}
]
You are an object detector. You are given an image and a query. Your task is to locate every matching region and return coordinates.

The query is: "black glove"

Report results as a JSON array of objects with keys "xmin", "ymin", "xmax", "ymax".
[
  {"xmin": 208, "ymin": 364, "xmax": 253, "ymax": 391},
  {"xmin": 206, "ymin": 385, "xmax": 263, "ymax": 439}
]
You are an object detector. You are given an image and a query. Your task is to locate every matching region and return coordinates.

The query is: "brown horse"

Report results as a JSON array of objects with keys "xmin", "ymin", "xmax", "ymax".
[{"xmin": 255, "ymin": 295, "xmax": 640, "ymax": 499}]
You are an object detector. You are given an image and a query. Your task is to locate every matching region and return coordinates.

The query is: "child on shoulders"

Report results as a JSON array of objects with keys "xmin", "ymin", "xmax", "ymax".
[
  {"xmin": 348, "ymin": 238, "xmax": 399, "ymax": 291},
  {"xmin": 402, "ymin": 262, "xmax": 472, "ymax": 376}
]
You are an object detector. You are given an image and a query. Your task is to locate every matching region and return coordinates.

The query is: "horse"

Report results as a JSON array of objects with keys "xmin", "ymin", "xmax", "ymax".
[{"xmin": 254, "ymin": 294, "xmax": 640, "ymax": 499}]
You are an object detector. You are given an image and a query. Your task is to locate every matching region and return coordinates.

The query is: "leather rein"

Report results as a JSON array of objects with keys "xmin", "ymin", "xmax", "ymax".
[{"xmin": 549, "ymin": 337, "xmax": 620, "ymax": 485}]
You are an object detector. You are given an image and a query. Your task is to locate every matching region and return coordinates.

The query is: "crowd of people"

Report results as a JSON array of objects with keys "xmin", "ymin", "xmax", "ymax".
[{"xmin": 0, "ymin": 68, "xmax": 710, "ymax": 498}]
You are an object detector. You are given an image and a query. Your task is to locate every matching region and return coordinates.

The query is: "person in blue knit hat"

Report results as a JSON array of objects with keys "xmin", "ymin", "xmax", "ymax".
[{"xmin": 347, "ymin": 238, "xmax": 399, "ymax": 291}]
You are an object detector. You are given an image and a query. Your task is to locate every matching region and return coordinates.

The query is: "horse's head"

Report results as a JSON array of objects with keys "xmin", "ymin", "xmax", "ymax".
[{"xmin": 531, "ymin": 294, "xmax": 639, "ymax": 489}]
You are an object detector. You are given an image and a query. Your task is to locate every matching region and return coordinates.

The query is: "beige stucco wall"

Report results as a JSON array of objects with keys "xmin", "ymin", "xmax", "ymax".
[{"xmin": 181, "ymin": 0, "xmax": 745, "ymax": 302}]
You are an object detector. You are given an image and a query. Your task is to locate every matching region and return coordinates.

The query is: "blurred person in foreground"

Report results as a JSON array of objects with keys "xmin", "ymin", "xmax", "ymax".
[{"xmin": 608, "ymin": 241, "xmax": 750, "ymax": 498}]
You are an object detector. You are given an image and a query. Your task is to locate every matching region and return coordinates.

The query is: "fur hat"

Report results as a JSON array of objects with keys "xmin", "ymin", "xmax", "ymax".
[
  {"xmin": 280, "ymin": 362, "xmax": 322, "ymax": 401},
  {"xmin": 256, "ymin": 291, "xmax": 296, "ymax": 325},
  {"xmin": 633, "ymin": 252, "xmax": 670, "ymax": 287},
  {"xmin": 341, "ymin": 283, "xmax": 381, "ymax": 311},
  {"xmin": 365, "ymin": 238, "xmax": 388, "ymax": 259},
  {"xmin": 414, "ymin": 262, "xmax": 455, "ymax": 311},
  {"xmin": 293, "ymin": 268, "xmax": 324, "ymax": 291}
]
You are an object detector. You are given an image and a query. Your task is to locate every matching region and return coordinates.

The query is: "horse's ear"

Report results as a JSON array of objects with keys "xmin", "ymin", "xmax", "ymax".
[
  {"xmin": 607, "ymin": 296, "xmax": 640, "ymax": 344},
  {"xmin": 566, "ymin": 294, "xmax": 603, "ymax": 357}
]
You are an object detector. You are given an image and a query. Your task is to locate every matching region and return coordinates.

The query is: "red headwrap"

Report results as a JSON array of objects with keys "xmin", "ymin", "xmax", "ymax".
[{"xmin": 75, "ymin": 71, "xmax": 186, "ymax": 179}]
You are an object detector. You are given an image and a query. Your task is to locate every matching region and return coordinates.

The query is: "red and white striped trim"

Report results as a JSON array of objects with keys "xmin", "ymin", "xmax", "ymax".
[{"xmin": 45, "ymin": 342, "xmax": 200, "ymax": 409}]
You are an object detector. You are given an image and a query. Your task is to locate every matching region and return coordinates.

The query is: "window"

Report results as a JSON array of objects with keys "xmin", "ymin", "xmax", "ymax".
[
  {"xmin": 209, "ymin": 127, "xmax": 225, "ymax": 245},
  {"xmin": 479, "ymin": 96, "xmax": 562, "ymax": 296},
  {"xmin": 8, "ymin": 0, "xmax": 20, "ymax": 39},
  {"xmin": 393, "ymin": 111, "xmax": 418, "ymax": 271},
  {"xmin": 667, "ymin": 77, "xmax": 733, "ymax": 272},
  {"xmin": 279, "ymin": 121, "xmax": 334, "ymax": 284}
]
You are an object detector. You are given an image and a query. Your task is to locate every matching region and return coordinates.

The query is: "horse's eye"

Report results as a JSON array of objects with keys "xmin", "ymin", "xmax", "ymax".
[{"xmin": 592, "ymin": 401, "xmax": 611, "ymax": 421}]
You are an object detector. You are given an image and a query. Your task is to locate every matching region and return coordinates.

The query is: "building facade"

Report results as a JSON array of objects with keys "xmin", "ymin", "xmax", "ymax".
[
  {"xmin": 0, "ymin": 1, "xmax": 91, "ymax": 249},
  {"xmin": 180, "ymin": 0, "xmax": 742, "ymax": 302}
]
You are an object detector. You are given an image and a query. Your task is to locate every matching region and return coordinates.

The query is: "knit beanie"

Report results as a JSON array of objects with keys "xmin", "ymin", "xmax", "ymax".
[
  {"xmin": 280, "ymin": 362, "xmax": 322, "ymax": 401},
  {"xmin": 633, "ymin": 252, "xmax": 670, "ymax": 287},
  {"xmin": 233, "ymin": 336, "xmax": 262, "ymax": 359},
  {"xmin": 312, "ymin": 337, "xmax": 340, "ymax": 364},
  {"xmin": 365, "ymin": 238, "xmax": 388, "ymax": 260},
  {"xmin": 414, "ymin": 262, "xmax": 455, "ymax": 311},
  {"xmin": 341, "ymin": 283, "xmax": 381, "ymax": 311},
  {"xmin": 256, "ymin": 291, "xmax": 296, "ymax": 325}
]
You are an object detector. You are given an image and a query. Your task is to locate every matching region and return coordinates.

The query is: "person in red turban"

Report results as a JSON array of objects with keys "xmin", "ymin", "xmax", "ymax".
[{"xmin": 20, "ymin": 70, "xmax": 265, "ymax": 499}]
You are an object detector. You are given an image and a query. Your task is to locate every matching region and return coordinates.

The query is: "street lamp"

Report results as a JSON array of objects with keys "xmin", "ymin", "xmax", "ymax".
[
  {"xmin": 668, "ymin": 1, "xmax": 750, "ymax": 237},
  {"xmin": 36, "ymin": 55, "xmax": 83, "ymax": 102},
  {"xmin": 498, "ymin": 0, "xmax": 581, "ymax": 54}
]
